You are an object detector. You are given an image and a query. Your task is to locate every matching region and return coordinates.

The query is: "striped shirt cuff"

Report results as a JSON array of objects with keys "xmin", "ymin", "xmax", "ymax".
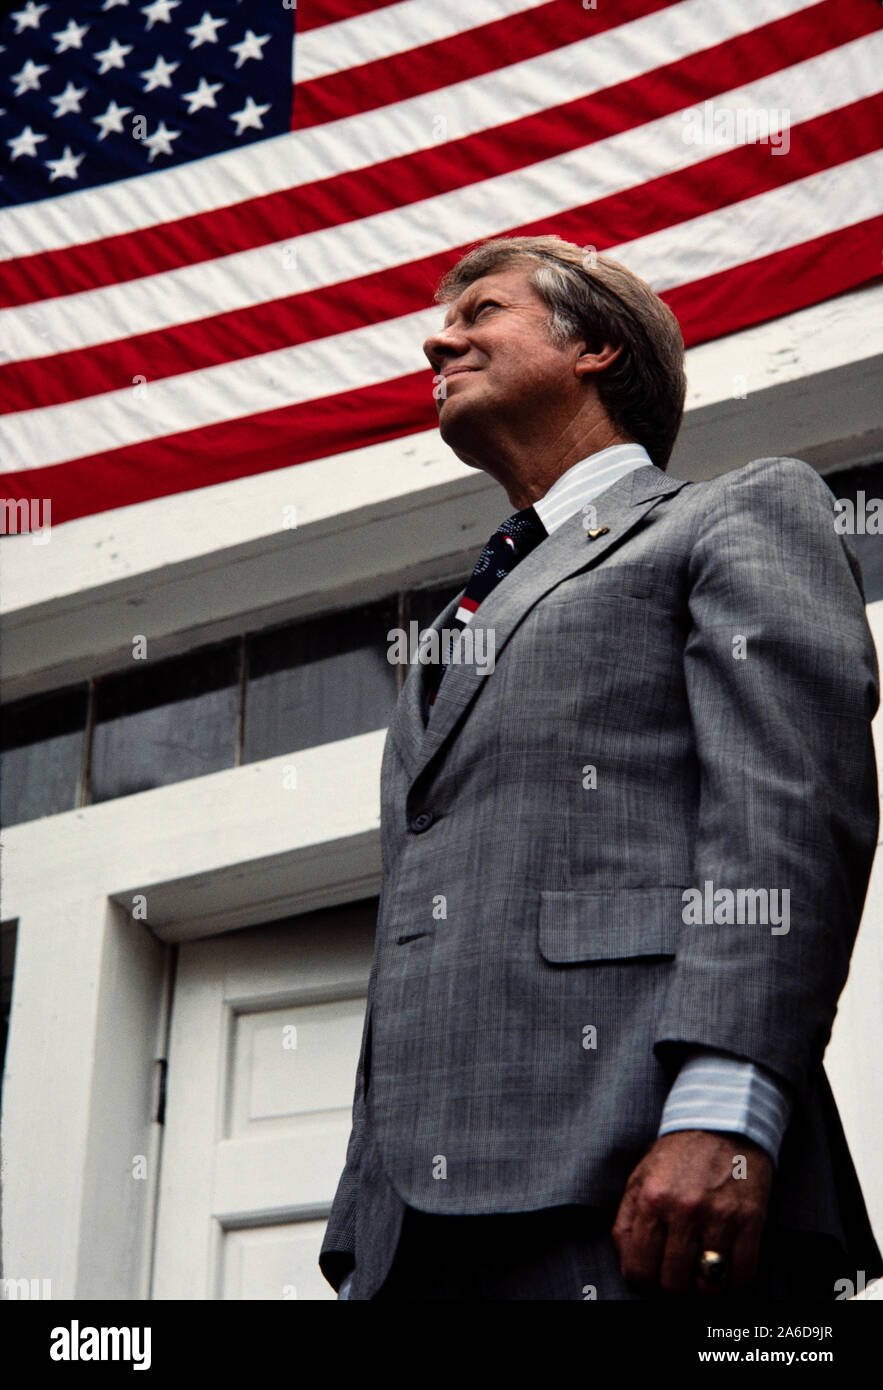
[{"xmin": 657, "ymin": 1049, "xmax": 793, "ymax": 1165}]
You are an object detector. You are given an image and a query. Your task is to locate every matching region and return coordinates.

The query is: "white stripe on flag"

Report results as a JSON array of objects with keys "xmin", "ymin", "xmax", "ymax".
[{"xmin": 613, "ymin": 151, "xmax": 883, "ymax": 291}]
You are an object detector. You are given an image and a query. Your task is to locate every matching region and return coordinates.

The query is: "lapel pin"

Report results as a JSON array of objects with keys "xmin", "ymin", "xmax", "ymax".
[{"xmin": 586, "ymin": 526, "xmax": 610, "ymax": 539}]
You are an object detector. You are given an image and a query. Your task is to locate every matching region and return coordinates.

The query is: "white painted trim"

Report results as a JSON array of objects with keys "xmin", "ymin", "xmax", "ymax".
[
  {"xmin": 0, "ymin": 894, "xmax": 169, "ymax": 1299},
  {"xmin": 0, "ymin": 731, "xmax": 386, "ymax": 937},
  {"xmin": 2, "ymin": 283, "xmax": 881, "ymax": 701}
]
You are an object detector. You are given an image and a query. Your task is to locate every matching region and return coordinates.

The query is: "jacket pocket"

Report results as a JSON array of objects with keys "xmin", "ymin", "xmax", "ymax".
[
  {"xmin": 545, "ymin": 559, "xmax": 659, "ymax": 604},
  {"xmin": 537, "ymin": 887, "xmax": 686, "ymax": 963}
]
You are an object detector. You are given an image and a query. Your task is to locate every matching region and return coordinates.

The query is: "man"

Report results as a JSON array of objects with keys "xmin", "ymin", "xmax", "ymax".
[{"xmin": 319, "ymin": 234, "xmax": 881, "ymax": 1300}]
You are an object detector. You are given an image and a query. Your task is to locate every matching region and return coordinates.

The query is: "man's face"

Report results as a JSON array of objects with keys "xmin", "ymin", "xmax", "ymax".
[{"xmin": 422, "ymin": 266, "xmax": 583, "ymax": 465}]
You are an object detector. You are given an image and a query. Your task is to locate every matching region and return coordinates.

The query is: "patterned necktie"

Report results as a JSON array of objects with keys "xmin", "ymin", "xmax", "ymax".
[{"xmin": 426, "ymin": 504, "xmax": 547, "ymax": 714}]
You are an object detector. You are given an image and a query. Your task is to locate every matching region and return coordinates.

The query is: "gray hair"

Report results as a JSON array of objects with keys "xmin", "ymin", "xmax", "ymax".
[{"xmin": 435, "ymin": 235, "xmax": 687, "ymax": 470}]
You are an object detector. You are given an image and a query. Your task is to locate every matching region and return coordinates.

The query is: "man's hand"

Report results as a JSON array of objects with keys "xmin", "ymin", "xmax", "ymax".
[{"xmin": 611, "ymin": 1130, "xmax": 773, "ymax": 1296}]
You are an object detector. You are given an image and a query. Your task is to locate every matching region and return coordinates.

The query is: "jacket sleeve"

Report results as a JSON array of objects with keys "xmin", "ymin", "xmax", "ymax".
[{"xmin": 654, "ymin": 457, "xmax": 879, "ymax": 1109}]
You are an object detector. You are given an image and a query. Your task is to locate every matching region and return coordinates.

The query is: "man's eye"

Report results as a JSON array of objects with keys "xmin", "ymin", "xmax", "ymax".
[{"xmin": 474, "ymin": 301, "xmax": 499, "ymax": 317}]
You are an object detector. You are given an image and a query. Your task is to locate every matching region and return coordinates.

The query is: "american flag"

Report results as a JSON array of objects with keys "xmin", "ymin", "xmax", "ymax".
[{"xmin": 1, "ymin": 0, "xmax": 881, "ymax": 526}]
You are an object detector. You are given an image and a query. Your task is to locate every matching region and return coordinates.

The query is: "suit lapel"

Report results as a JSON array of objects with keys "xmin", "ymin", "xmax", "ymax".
[{"xmin": 389, "ymin": 464, "xmax": 691, "ymax": 787}]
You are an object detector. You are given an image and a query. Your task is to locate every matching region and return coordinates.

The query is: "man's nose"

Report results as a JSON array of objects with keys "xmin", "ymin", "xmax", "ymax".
[{"xmin": 423, "ymin": 323, "xmax": 468, "ymax": 370}]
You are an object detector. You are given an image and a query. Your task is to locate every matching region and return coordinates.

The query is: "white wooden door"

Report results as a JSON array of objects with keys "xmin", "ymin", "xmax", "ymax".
[{"xmin": 151, "ymin": 900, "xmax": 376, "ymax": 1300}]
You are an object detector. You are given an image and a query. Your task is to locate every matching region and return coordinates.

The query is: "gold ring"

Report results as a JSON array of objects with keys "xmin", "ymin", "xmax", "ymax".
[{"xmin": 698, "ymin": 1249, "xmax": 728, "ymax": 1283}]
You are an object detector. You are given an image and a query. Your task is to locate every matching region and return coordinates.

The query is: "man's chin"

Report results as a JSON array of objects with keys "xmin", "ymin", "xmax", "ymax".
[
  {"xmin": 438, "ymin": 419, "xmax": 493, "ymax": 473},
  {"xmin": 437, "ymin": 410, "xmax": 481, "ymax": 466},
  {"xmin": 437, "ymin": 393, "xmax": 481, "ymax": 440}
]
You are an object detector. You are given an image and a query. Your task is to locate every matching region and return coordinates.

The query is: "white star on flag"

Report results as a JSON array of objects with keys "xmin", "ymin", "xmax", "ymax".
[
  {"xmin": 143, "ymin": 121, "xmax": 180, "ymax": 162},
  {"xmin": 141, "ymin": 0, "xmax": 180, "ymax": 28},
  {"xmin": 11, "ymin": 3, "xmax": 48, "ymax": 33},
  {"xmin": 102, "ymin": 0, "xmax": 131, "ymax": 10},
  {"xmin": 229, "ymin": 30, "xmax": 270, "ymax": 69},
  {"xmin": 12, "ymin": 59, "xmax": 49, "ymax": 96},
  {"xmin": 186, "ymin": 11, "xmax": 227, "ymax": 49},
  {"xmin": 50, "ymin": 82, "xmax": 88, "ymax": 117},
  {"xmin": 52, "ymin": 18, "xmax": 90, "ymax": 53},
  {"xmin": 181, "ymin": 77, "xmax": 222, "ymax": 115},
  {"xmin": 140, "ymin": 54, "xmax": 180, "ymax": 92},
  {"xmin": 93, "ymin": 99, "xmax": 133, "ymax": 139},
  {"xmin": 7, "ymin": 124, "xmax": 48, "ymax": 160},
  {"xmin": 94, "ymin": 37, "xmax": 133, "ymax": 74},
  {"xmin": 45, "ymin": 145, "xmax": 85, "ymax": 182},
  {"xmin": 229, "ymin": 96, "xmax": 270, "ymax": 136}
]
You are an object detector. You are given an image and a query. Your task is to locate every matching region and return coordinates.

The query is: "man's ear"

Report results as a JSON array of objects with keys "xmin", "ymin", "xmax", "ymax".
[{"xmin": 575, "ymin": 341, "xmax": 623, "ymax": 379}]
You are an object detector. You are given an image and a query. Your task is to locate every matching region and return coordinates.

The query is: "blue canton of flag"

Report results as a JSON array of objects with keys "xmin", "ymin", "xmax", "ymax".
[{"xmin": 0, "ymin": 0, "xmax": 295, "ymax": 207}]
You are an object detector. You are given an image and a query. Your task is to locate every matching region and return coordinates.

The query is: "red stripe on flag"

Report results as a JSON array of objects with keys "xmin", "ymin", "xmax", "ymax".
[
  {"xmin": 296, "ymin": 0, "xmax": 404, "ymax": 33},
  {"xmin": 4, "ymin": 219, "xmax": 880, "ymax": 526},
  {"xmin": 0, "ymin": 375, "xmax": 438, "ymax": 520},
  {"xmin": 1, "ymin": 0, "xmax": 873, "ymax": 308},
  {"xmin": 4, "ymin": 96, "xmax": 879, "ymax": 413},
  {"xmin": 664, "ymin": 216, "xmax": 883, "ymax": 346}
]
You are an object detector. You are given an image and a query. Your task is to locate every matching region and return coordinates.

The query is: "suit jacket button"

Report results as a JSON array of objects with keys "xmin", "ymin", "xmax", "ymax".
[{"xmin": 410, "ymin": 812, "xmax": 434, "ymax": 833}]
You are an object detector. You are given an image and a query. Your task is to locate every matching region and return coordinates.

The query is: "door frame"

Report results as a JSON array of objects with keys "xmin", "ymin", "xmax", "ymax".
[{"xmin": 0, "ymin": 731, "xmax": 384, "ymax": 1298}]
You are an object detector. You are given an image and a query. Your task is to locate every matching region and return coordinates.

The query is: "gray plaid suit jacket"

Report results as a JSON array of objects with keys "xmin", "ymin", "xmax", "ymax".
[{"xmin": 320, "ymin": 457, "xmax": 881, "ymax": 1297}]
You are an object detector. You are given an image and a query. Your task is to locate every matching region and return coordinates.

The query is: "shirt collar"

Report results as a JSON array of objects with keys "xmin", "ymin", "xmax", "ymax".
[{"xmin": 533, "ymin": 443, "xmax": 653, "ymax": 534}]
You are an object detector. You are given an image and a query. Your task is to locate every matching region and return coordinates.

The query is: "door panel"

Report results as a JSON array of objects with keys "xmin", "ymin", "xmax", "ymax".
[
  {"xmin": 222, "ymin": 1220, "xmax": 333, "ymax": 1300},
  {"xmin": 151, "ymin": 900, "xmax": 376, "ymax": 1300}
]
